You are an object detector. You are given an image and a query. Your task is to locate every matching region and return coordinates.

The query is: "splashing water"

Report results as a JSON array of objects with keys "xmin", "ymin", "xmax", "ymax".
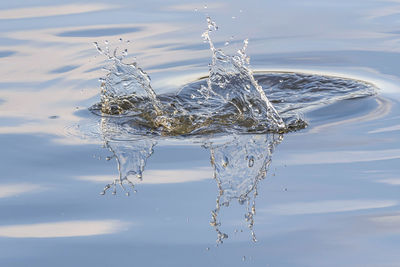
[
  {"xmin": 90, "ymin": 18, "xmax": 290, "ymax": 135},
  {"xmin": 90, "ymin": 18, "xmax": 376, "ymax": 136},
  {"xmin": 85, "ymin": 18, "xmax": 378, "ymax": 244},
  {"xmin": 200, "ymin": 17, "xmax": 285, "ymax": 132},
  {"xmin": 93, "ymin": 41, "xmax": 163, "ymax": 115}
]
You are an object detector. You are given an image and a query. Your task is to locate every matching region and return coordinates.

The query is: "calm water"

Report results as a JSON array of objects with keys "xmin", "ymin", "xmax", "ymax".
[{"xmin": 1, "ymin": 1, "xmax": 400, "ymax": 266}]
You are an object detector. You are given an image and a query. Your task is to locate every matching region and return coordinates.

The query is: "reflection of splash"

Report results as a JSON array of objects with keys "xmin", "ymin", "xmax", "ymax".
[
  {"xmin": 101, "ymin": 138, "xmax": 156, "ymax": 196},
  {"xmin": 99, "ymin": 126, "xmax": 281, "ymax": 243},
  {"xmin": 207, "ymin": 134, "xmax": 282, "ymax": 243}
]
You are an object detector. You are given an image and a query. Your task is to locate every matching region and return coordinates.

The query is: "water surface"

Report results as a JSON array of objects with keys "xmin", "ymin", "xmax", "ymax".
[{"xmin": 0, "ymin": 1, "xmax": 400, "ymax": 266}]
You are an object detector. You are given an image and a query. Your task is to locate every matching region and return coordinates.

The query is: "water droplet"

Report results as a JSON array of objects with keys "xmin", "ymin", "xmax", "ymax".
[
  {"xmin": 204, "ymin": 4, "xmax": 208, "ymax": 9},
  {"xmin": 242, "ymin": 256, "xmax": 246, "ymax": 261},
  {"xmin": 248, "ymin": 156, "xmax": 254, "ymax": 167},
  {"xmin": 104, "ymin": 40, "xmax": 109, "ymax": 45},
  {"xmin": 222, "ymin": 156, "xmax": 229, "ymax": 167},
  {"xmin": 194, "ymin": 8, "xmax": 198, "ymax": 12},
  {"xmin": 119, "ymin": 38, "xmax": 123, "ymax": 42},
  {"xmin": 232, "ymin": 16, "xmax": 236, "ymax": 19},
  {"xmin": 206, "ymin": 247, "xmax": 210, "ymax": 251}
]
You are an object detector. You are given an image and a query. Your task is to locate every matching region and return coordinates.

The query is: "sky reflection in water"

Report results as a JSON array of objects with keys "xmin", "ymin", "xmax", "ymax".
[{"xmin": 0, "ymin": 1, "xmax": 400, "ymax": 266}]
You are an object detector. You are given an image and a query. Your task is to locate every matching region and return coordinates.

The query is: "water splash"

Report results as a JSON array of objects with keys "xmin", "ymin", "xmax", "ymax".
[
  {"xmin": 90, "ymin": 18, "xmax": 289, "ymax": 135},
  {"xmin": 93, "ymin": 41, "xmax": 163, "ymax": 116},
  {"xmin": 201, "ymin": 17, "xmax": 285, "ymax": 132},
  {"xmin": 90, "ymin": 18, "xmax": 376, "ymax": 137},
  {"xmin": 84, "ymin": 18, "xmax": 378, "ymax": 244}
]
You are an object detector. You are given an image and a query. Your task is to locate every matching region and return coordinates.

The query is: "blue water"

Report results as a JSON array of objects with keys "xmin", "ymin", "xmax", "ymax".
[{"xmin": 1, "ymin": 1, "xmax": 400, "ymax": 266}]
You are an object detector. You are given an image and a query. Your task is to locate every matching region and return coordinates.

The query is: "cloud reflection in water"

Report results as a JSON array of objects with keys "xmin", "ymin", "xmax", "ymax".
[
  {"xmin": 0, "ymin": 183, "xmax": 44, "ymax": 198},
  {"xmin": 0, "ymin": 220, "xmax": 129, "ymax": 238}
]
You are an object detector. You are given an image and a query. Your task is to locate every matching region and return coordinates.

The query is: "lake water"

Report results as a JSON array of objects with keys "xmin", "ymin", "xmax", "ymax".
[{"xmin": 1, "ymin": 1, "xmax": 400, "ymax": 266}]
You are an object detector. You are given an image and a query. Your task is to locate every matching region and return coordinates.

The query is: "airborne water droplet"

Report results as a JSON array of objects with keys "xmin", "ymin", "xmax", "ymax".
[
  {"xmin": 248, "ymin": 155, "xmax": 254, "ymax": 167},
  {"xmin": 222, "ymin": 156, "xmax": 229, "ymax": 167}
]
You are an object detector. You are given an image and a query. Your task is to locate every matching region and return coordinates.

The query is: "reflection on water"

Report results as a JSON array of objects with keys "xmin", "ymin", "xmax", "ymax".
[
  {"xmin": 101, "ymin": 137, "xmax": 156, "ymax": 196},
  {"xmin": 0, "ymin": 183, "xmax": 44, "ymax": 198},
  {"xmin": 57, "ymin": 27, "xmax": 143, "ymax": 37},
  {"xmin": 207, "ymin": 134, "xmax": 282, "ymax": 243},
  {"xmin": 100, "ymin": 131, "xmax": 282, "ymax": 243},
  {"xmin": 0, "ymin": 3, "xmax": 117, "ymax": 20},
  {"xmin": 0, "ymin": 220, "xmax": 129, "ymax": 238},
  {"xmin": 262, "ymin": 200, "xmax": 398, "ymax": 216}
]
